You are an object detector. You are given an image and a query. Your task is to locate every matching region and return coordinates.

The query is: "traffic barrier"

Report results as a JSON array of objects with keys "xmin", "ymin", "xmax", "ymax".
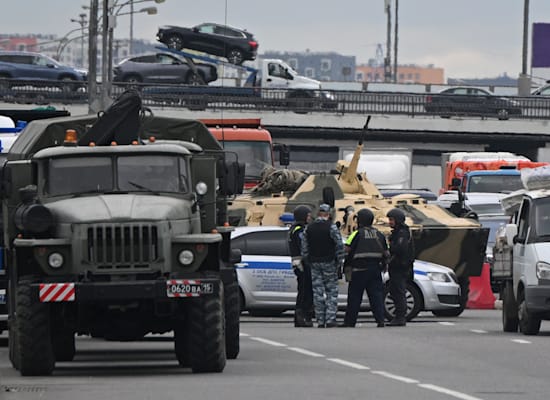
[{"xmin": 467, "ymin": 262, "xmax": 496, "ymax": 309}]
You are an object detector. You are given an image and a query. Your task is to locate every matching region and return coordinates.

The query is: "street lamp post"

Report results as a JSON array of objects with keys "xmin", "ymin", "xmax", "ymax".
[
  {"xmin": 518, "ymin": 0, "xmax": 531, "ymax": 95},
  {"xmin": 70, "ymin": 13, "xmax": 87, "ymax": 67},
  {"xmin": 384, "ymin": 0, "xmax": 392, "ymax": 83}
]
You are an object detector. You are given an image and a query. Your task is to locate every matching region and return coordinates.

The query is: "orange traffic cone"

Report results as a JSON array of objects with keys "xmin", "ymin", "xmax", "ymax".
[{"xmin": 467, "ymin": 262, "xmax": 496, "ymax": 309}]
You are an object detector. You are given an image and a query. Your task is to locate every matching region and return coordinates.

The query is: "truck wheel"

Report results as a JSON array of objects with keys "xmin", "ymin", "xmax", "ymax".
[
  {"xmin": 52, "ymin": 329, "xmax": 76, "ymax": 362},
  {"xmin": 502, "ymin": 282, "xmax": 518, "ymax": 332},
  {"xmin": 187, "ymin": 285, "xmax": 226, "ymax": 373},
  {"xmin": 17, "ymin": 281, "xmax": 55, "ymax": 376},
  {"xmin": 224, "ymin": 279, "xmax": 240, "ymax": 360},
  {"xmin": 518, "ymin": 298, "xmax": 541, "ymax": 335},
  {"xmin": 384, "ymin": 282, "xmax": 423, "ymax": 322}
]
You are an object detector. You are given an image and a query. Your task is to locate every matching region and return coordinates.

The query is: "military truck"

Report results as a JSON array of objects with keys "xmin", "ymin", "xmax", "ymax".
[
  {"xmin": 0, "ymin": 91, "xmax": 244, "ymax": 375},
  {"xmin": 228, "ymin": 119, "xmax": 489, "ymax": 315}
]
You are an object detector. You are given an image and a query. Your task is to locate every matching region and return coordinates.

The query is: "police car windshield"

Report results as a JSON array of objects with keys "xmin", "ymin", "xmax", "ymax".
[{"xmin": 45, "ymin": 155, "xmax": 188, "ymax": 196}]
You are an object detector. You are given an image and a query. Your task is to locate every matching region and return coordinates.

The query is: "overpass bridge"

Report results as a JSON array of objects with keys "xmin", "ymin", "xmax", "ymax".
[{"xmin": 3, "ymin": 100, "xmax": 550, "ymax": 193}]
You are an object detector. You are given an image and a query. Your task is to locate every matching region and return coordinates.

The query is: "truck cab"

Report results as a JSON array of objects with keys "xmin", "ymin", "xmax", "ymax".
[{"xmin": 494, "ymin": 189, "xmax": 550, "ymax": 335}]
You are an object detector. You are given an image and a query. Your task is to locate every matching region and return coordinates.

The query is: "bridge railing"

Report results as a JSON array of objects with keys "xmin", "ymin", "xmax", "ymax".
[{"xmin": 2, "ymin": 79, "xmax": 550, "ymax": 120}]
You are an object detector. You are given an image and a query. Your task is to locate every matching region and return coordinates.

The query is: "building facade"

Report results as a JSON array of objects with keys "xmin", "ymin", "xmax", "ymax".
[{"xmin": 356, "ymin": 64, "xmax": 445, "ymax": 84}]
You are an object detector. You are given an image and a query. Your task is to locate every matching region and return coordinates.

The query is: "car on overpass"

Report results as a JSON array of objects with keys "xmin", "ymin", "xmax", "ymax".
[
  {"xmin": 113, "ymin": 52, "xmax": 218, "ymax": 85},
  {"xmin": 231, "ymin": 226, "xmax": 461, "ymax": 321},
  {"xmin": 157, "ymin": 22, "xmax": 258, "ymax": 65},
  {"xmin": 425, "ymin": 86, "xmax": 522, "ymax": 120}
]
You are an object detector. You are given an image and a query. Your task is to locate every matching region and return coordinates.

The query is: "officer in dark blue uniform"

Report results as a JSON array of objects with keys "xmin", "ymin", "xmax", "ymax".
[
  {"xmin": 386, "ymin": 208, "xmax": 414, "ymax": 327},
  {"xmin": 288, "ymin": 205, "xmax": 313, "ymax": 327},
  {"xmin": 341, "ymin": 208, "xmax": 388, "ymax": 328}
]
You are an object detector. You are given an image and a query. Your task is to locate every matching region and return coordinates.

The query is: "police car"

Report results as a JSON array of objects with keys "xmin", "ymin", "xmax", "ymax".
[{"xmin": 231, "ymin": 226, "xmax": 461, "ymax": 321}]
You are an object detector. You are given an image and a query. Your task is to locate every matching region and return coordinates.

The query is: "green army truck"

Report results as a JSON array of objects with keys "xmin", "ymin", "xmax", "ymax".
[{"xmin": 0, "ymin": 92, "xmax": 244, "ymax": 375}]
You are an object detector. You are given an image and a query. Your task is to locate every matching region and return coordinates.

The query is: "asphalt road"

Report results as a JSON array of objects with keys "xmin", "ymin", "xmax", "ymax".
[{"xmin": 0, "ymin": 309, "xmax": 549, "ymax": 400}]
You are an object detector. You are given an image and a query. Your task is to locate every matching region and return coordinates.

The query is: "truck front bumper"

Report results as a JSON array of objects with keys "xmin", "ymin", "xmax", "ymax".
[
  {"xmin": 525, "ymin": 285, "xmax": 550, "ymax": 312},
  {"xmin": 31, "ymin": 278, "xmax": 220, "ymax": 303}
]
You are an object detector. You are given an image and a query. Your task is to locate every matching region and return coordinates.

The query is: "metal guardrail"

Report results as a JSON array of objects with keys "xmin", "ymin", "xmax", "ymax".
[{"xmin": 2, "ymin": 79, "xmax": 550, "ymax": 120}]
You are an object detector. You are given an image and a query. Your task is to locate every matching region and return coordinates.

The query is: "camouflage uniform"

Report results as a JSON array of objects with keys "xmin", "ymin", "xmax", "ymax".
[{"xmin": 302, "ymin": 216, "xmax": 345, "ymax": 327}]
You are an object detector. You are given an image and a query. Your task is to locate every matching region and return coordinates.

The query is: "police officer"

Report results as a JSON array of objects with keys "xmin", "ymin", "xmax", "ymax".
[
  {"xmin": 301, "ymin": 204, "xmax": 345, "ymax": 328},
  {"xmin": 341, "ymin": 208, "xmax": 388, "ymax": 328},
  {"xmin": 288, "ymin": 205, "xmax": 314, "ymax": 327},
  {"xmin": 386, "ymin": 208, "xmax": 414, "ymax": 327}
]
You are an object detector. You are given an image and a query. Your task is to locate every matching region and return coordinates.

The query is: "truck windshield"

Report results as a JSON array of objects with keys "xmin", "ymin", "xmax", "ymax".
[
  {"xmin": 222, "ymin": 141, "xmax": 272, "ymax": 181},
  {"xmin": 467, "ymin": 174, "xmax": 523, "ymax": 193},
  {"xmin": 46, "ymin": 155, "xmax": 188, "ymax": 196},
  {"xmin": 534, "ymin": 199, "xmax": 550, "ymax": 238}
]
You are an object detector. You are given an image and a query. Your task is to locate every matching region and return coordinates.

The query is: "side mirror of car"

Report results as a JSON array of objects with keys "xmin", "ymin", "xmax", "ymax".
[
  {"xmin": 230, "ymin": 248, "xmax": 242, "ymax": 264},
  {"xmin": 46, "ymin": 63, "xmax": 55, "ymax": 69},
  {"xmin": 505, "ymin": 223, "xmax": 518, "ymax": 246}
]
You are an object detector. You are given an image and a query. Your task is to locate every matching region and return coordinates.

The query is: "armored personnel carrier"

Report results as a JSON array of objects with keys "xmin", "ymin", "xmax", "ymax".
[
  {"xmin": 228, "ymin": 120, "xmax": 488, "ymax": 315},
  {"xmin": 1, "ymin": 91, "xmax": 243, "ymax": 375}
]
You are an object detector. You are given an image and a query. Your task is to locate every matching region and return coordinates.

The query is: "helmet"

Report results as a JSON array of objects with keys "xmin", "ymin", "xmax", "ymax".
[
  {"xmin": 356, "ymin": 208, "xmax": 374, "ymax": 227},
  {"xmin": 386, "ymin": 208, "xmax": 406, "ymax": 224},
  {"xmin": 293, "ymin": 205, "xmax": 311, "ymax": 222}
]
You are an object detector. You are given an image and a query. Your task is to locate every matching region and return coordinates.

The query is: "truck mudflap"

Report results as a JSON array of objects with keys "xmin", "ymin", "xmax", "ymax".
[{"xmin": 31, "ymin": 279, "xmax": 220, "ymax": 303}]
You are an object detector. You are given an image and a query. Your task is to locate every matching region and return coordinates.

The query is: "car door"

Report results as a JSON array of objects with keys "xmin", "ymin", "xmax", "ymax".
[
  {"xmin": 7, "ymin": 55, "xmax": 35, "ymax": 79},
  {"xmin": 233, "ymin": 230, "xmax": 296, "ymax": 307},
  {"xmin": 264, "ymin": 62, "xmax": 293, "ymax": 89},
  {"xmin": 29, "ymin": 54, "xmax": 59, "ymax": 80},
  {"xmin": 154, "ymin": 54, "xmax": 188, "ymax": 83},
  {"xmin": 190, "ymin": 23, "xmax": 221, "ymax": 57},
  {"xmin": 469, "ymin": 88, "xmax": 494, "ymax": 115},
  {"xmin": 513, "ymin": 199, "xmax": 531, "ymax": 295}
]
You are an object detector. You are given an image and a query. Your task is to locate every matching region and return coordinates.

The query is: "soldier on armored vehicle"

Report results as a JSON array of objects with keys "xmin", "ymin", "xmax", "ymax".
[{"xmin": 1, "ymin": 91, "xmax": 243, "ymax": 376}]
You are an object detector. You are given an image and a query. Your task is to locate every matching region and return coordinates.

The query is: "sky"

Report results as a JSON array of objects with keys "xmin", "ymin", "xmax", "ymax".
[{"xmin": 3, "ymin": 0, "xmax": 550, "ymax": 79}]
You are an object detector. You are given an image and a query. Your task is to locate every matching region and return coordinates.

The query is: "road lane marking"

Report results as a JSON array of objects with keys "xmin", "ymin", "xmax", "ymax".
[
  {"xmin": 419, "ymin": 383, "xmax": 484, "ymax": 400},
  {"xmin": 438, "ymin": 322, "xmax": 456, "ymax": 326},
  {"xmin": 371, "ymin": 370, "xmax": 418, "ymax": 383},
  {"xmin": 249, "ymin": 337, "xmax": 287, "ymax": 347},
  {"xmin": 287, "ymin": 347, "xmax": 325, "ymax": 357},
  {"xmin": 512, "ymin": 339, "xmax": 531, "ymax": 344},
  {"xmin": 470, "ymin": 329, "xmax": 488, "ymax": 334},
  {"xmin": 327, "ymin": 358, "xmax": 370, "ymax": 370},
  {"xmin": 239, "ymin": 332, "xmax": 250, "ymax": 337}
]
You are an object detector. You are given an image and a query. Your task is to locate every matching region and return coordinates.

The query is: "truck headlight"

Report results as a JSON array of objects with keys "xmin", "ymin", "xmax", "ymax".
[
  {"xmin": 178, "ymin": 250, "xmax": 194, "ymax": 266},
  {"xmin": 427, "ymin": 272, "xmax": 451, "ymax": 282},
  {"xmin": 536, "ymin": 262, "xmax": 550, "ymax": 280},
  {"xmin": 48, "ymin": 252, "xmax": 64, "ymax": 269}
]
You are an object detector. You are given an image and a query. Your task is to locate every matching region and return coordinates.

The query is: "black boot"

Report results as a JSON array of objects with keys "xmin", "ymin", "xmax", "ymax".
[{"xmin": 294, "ymin": 310, "xmax": 313, "ymax": 327}]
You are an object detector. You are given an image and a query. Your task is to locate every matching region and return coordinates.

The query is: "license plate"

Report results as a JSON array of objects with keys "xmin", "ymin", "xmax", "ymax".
[{"xmin": 166, "ymin": 280, "xmax": 214, "ymax": 297}]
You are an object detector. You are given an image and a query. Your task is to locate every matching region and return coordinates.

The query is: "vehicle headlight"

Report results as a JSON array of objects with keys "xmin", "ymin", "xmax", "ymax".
[
  {"xmin": 48, "ymin": 252, "xmax": 64, "ymax": 269},
  {"xmin": 178, "ymin": 250, "xmax": 194, "ymax": 266},
  {"xmin": 427, "ymin": 272, "xmax": 451, "ymax": 282},
  {"xmin": 536, "ymin": 262, "xmax": 550, "ymax": 280},
  {"xmin": 196, "ymin": 181, "xmax": 208, "ymax": 196}
]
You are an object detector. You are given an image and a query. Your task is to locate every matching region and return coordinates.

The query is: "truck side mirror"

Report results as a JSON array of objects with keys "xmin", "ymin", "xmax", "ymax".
[
  {"xmin": 451, "ymin": 178, "xmax": 461, "ymax": 189},
  {"xmin": 0, "ymin": 161, "xmax": 11, "ymax": 199},
  {"xmin": 279, "ymin": 145, "xmax": 290, "ymax": 166},
  {"xmin": 218, "ymin": 159, "xmax": 245, "ymax": 196},
  {"xmin": 505, "ymin": 223, "xmax": 518, "ymax": 246}
]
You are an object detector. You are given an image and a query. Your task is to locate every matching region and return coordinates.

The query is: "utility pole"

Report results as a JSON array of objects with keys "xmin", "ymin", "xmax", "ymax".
[
  {"xmin": 393, "ymin": 0, "xmax": 398, "ymax": 83},
  {"xmin": 70, "ymin": 13, "xmax": 87, "ymax": 67},
  {"xmin": 384, "ymin": 0, "xmax": 392, "ymax": 83},
  {"xmin": 518, "ymin": 0, "xmax": 531, "ymax": 95},
  {"xmin": 88, "ymin": 0, "xmax": 99, "ymax": 114}
]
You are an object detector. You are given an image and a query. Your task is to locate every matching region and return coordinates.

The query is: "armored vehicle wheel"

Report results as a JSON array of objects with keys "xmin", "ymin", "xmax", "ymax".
[
  {"xmin": 518, "ymin": 298, "xmax": 541, "ymax": 336},
  {"xmin": 502, "ymin": 282, "xmax": 519, "ymax": 332},
  {"xmin": 16, "ymin": 281, "xmax": 55, "ymax": 376},
  {"xmin": 187, "ymin": 285, "xmax": 226, "ymax": 373},
  {"xmin": 224, "ymin": 279, "xmax": 240, "ymax": 360},
  {"xmin": 384, "ymin": 282, "xmax": 423, "ymax": 322},
  {"xmin": 52, "ymin": 329, "xmax": 76, "ymax": 362}
]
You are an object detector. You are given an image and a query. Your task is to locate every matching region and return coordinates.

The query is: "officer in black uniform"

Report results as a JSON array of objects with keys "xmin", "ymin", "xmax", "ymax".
[
  {"xmin": 288, "ymin": 205, "xmax": 313, "ymax": 327},
  {"xmin": 341, "ymin": 208, "xmax": 388, "ymax": 328},
  {"xmin": 386, "ymin": 208, "xmax": 414, "ymax": 327}
]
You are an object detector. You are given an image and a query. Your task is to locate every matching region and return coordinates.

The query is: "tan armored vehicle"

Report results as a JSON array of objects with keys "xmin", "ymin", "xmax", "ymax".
[{"xmin": 228, "ymin": 122, "xmax": 488, "ymax": 315}]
